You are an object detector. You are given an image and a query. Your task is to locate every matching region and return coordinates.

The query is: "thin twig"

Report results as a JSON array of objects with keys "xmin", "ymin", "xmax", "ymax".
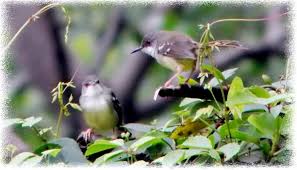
[
  {"xmin": 209, "ymin": 11, "xmax": 289, "ymax": 27},
  {"xmin": 2, "ymin": 3, "xmax": 61, "ymax": 55}
]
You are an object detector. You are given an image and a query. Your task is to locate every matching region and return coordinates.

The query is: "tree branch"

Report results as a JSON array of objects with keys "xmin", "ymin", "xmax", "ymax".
[
  {"xmin": 92, "ymin": 7, "xmax": 126, "ymax": 73},
  {"xmin": 158, "ymin": 84, "xmax": 228, "ymax": 103}
]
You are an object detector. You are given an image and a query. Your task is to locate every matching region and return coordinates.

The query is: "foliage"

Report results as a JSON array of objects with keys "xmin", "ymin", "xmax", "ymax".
[{"xmin": 5, "ymin": 61, "xmax": 291, "ymax": 167}]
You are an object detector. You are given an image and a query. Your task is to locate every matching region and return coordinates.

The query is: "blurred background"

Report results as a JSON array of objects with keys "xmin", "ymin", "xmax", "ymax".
[{"xmin": 3, "ymin": 2, "xmax": 289, "ymax": 153}]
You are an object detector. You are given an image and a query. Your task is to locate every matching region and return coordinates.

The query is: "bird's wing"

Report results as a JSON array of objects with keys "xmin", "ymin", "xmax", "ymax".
[
  {"xmin": 157, "ymin": 34, "xmax": 198, "ymax": 60},
  {"xmin": 110, "ymin": 91, "xmax": 123, "ymax": 127}
]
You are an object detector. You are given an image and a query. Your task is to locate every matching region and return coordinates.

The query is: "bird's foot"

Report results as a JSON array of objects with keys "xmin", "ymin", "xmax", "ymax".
[
  {"xmin": 184, "ymin": 79, "xmax": 192, "ymax": 88},
  {"xmin": 164, "ymin": 80, "xmax": 174, "ymax": 88},
  {"xmin": 76, "ymin": 128, "xmax": 93, "ymax": 148}
]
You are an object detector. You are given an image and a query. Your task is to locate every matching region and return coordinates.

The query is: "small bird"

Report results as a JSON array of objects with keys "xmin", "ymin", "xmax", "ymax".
[
  {"xmin": 131, "ymin": 31, "xmax": 199, "ymax": 87},
  {"xmin": 77, "ymin": 76, "xmax": 123, "ymax": 142}
]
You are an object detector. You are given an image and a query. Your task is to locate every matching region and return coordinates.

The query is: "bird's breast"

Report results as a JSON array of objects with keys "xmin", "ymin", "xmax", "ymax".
[
  {"xmin": 79, "ymin": 96, "xmax": 118, "ymax": 131},
  {"xmin": 155, "ymin": 55, "xmax": 181, "ymax": 71}
]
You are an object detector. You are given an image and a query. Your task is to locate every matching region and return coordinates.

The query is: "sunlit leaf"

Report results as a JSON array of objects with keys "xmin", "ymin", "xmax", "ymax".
[
  {"xmin": 248, "ymin": 86, "xmax": 270, "ymax": 98},
  {"xmin": 85, "ymin": 139, "xmax": 123, "ymax": 156},
  {"xmin": 179, "ymin": 98, "xmax": 203, "ymax": 107},
  {"xmin": 49, "ymin": 138, "xmax": 88, "ymax": 165},
  {"xmin": 68, "ymin": 94, "xmax": 73, "ymax": 102},
  {"xmin": 247, "ymin": 112, "xmax": 277, "ymax": 139},
  {"xmin": 209, "ymin": 68, "xmax": 238, "ymax": 86},
  {"xmin": 9, "ymin": 152, "xmax": 36, "ymax": 165},
  {"xmin": 94, "ymin": 149, "xmax": 128, "ymax": 165},
  {"xmin": 51, "ymin": 94, "xmax": 57, "ymax": 103},
  {"xmin": 162, "ymin": 150, "xmax": 185, "ymax": 166},
  {"xmin": 21, "ymin": 155, "xmax": 42, "ymax": 166},
  {"xmin": 3, "ymin": 118, "xmax": 23, "ymax": 128},
  {"xmin": 218, "ymin": 143, "xmax": 240, "ymax": 161},
  {"xmin": 179, "ymin": 136, "xmax": 212, "ymax": 149},
  {"xmin": 270, "ymin": 104, "xmax": 283, "ymax": 118},
  {"xmin": 209, "ymin": 149, "xmax": 221, "ymax": 161},
  {"xmin": 123, "ymin": 123, "xmax": 154, "ymax": 133},
  {"xmin": 69, "ymin": 103, "xmax": 82, "ymax": 111},
  {"xmin": 192, "ymin": 105, "xmax": 214, "ymax": 121},
  {"xmin": 42, "ymin": 148, "xmax": 61, "ymax": 157},
  {"xmin": 201, "ymin": 65, "xmax": 225, "ymax": 82},
  {"xmin": 129, "ymin": 136, "xmax": 162, "ymax": 152},
  {"xmin": 39, "ymin": 127, "xmax": 53, "ymax": 136},
  {"xmin": 22, "ymin": 117, "xmax": 42, "ymax": 128},
  {"xmin": 262, "ymin": 74, "xmax": 272, "ymax": 85}
]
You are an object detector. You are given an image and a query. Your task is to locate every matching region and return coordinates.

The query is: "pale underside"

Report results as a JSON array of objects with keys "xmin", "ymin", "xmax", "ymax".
[
  {"xmin": 80, "ymin": 95, "xmax": 118, "ymax": 133},
  {"xmin": 142, "ymin": 46, "xmax": 195, "ymax": 72}
]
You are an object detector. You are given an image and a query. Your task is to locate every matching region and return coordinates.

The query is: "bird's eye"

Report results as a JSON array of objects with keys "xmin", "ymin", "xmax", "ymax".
[
  {"xmin": 143, "ymin": 40, "xmax": 150, "ymax": 47},
  {"xmin": 95, "ymin": 80, "xmax": 100, "ymax": 84},
  {"xmin": 83, "ymin": 82, "xmax": 90, "ymax": 87}
]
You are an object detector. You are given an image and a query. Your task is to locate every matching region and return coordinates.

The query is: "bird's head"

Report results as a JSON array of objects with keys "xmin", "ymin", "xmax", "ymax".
[
  {"xmin": 81, "ymin": 75, "xmax": 104, "ymax": 97},
  {"xmin": 131, "ymin": 32, "xmax": 158, "ymax": 56}
]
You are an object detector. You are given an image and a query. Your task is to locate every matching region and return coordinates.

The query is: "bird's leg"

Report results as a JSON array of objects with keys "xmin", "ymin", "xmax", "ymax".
[
  {"xmin": 111, "ymin": 128, "xmax": 118, "ymax": 140},
  {"xmin": 77, "ymin": 128, "xmax": 93, "ymax": 144},
  {"xmin": 185, "ymin": 65, "xmax": 195, "ymax": 87},
  {"xmin": 164, "ymin": 67, "xmax": 183, "ymax": 88}
]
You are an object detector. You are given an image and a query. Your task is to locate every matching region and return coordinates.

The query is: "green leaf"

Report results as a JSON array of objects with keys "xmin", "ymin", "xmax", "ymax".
[
  {"xmin": 162, "ymin": 150, "xmax": 185, "ymax": 166},
  {"xmin": 68, "ymin": 94, "xmax": 73, "ymax": 102},
  {"xmin": 208, "ymin": 149, "xmax": 221, "ymax": 161},
  {"xmin": 201, "ymin": 65, "xmax": 225, "ymax": 82},
  {"xmin": 179, "ymin": 136, "xmax": 212, "ymax": 149},
  {"xmin": 9, "ymin": 152, "xmax": 36, "ymax": 165},
  {"xmin": 218, "ymin": 119, "xmax": 241, "ymax": 138},
  {"xmin": 173, "ymin": 108, "xmax": 191, "ymax": 117},
  {"xmin": 152, "ymin": 156, "xmax": 164, "ymax": 164},
  {"xmin": 42, "ymin": 148, "xmax": 61, "ymax": 157},
  {"xmin": 227, "ymin": 76, "xmax": 244, "ymax": 99},
  {"xmin": 209, "ymin": 68, "xmax": 238, "ymax": 86},
  {"xmin": 193, "ymin": 105, "xmax": 214, "ymax": 121},
  {"xmin": 209, "ymin": 31, "xmax": 215, "ymax": 40},
  {"xmin": 218, "ymin": 143, "xmax": 240, "ymax": 161},
  {"xmin": 256, "ymin": 93, "xmax": 289, "ymax": 105},
  {"xmin": 123, "ymin": 123, "xmax": 154, "ymax": 133},
  {"xmin": 94, "ymin": 149, "xmax": 128, "ymax": 165},
  {"xmin": 247, "ymin": 112, "xmax": 276, "ymax": 139},
  {"xmin": 248, "ymin": 86, "xmax": 270, "ymax": 98},
  {"xmin": 226, "ymin": 77, "xmax": 247, "ymax": 119},
  {"xmin": 85, "ymin": 139, "xmax": 123, "ymax": 156},
  {"xmin": 34, "ymin": 143, "xmax": 61, "ymax": 155},
  {"xmin": 21, "ymin": 155, "xmax": 42, "ymax": 166},
  {"xmin": 229, "ymin": 129, "xmax": 260, "ymax": 144},
  {"xmin": 51, "ymin": 94, "xmax": 57, "ymax": 103},
  {"xmin": 184, "ymin": 149, "xmax": 205, "ymax": 159},
  {"xmin": 69, "ymin": 103, "xmax": 82, "ymax": 111},
  {"xmin": 179, "ymin": 98, "xmax": 203, "ymax": 107},
  {"xmin": 22, "ymin": 117, "xmax": 42, "ymax": 128},
  {"xmin": 39, "ymin": 127, "xmax": 53, "ymax": 136},
  {"xmin": 262, "ymin": 74, "xmax": 272, "ymax": 85},
  {"xmin": 270, "ymin": 104, "xmax": 283, "ymax": 118},
  {"xmin": 129, "ymin": 136, "xmax": 162, "ymax": 152},
  {"xmin": 49, "ymin": 138, "xmax": 88, "ymax": 165}
]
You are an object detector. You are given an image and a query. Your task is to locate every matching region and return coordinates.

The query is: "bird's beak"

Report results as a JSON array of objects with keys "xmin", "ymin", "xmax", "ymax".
[{"xmin": 131, "ymin": 47, "xmax": 143, "ymax": 54}]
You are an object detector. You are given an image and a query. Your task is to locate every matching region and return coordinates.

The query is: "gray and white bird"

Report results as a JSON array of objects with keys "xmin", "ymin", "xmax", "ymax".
[
  {"xmin": 78, "ymin": 76, "xmax": 122, "ymax": 141},
  {"xmin": 131, "ymin": 30, "xmax": 199, "ymax": 87}
]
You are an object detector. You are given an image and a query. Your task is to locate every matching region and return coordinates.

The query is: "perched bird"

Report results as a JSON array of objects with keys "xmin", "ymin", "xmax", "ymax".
[
  {"xmin": 131, "ymin": 31, "xmax": 199, "ymax": 87},
  {"xmin": 77, "ymin": 76, "xmax": 123, "ymax": 142}
]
